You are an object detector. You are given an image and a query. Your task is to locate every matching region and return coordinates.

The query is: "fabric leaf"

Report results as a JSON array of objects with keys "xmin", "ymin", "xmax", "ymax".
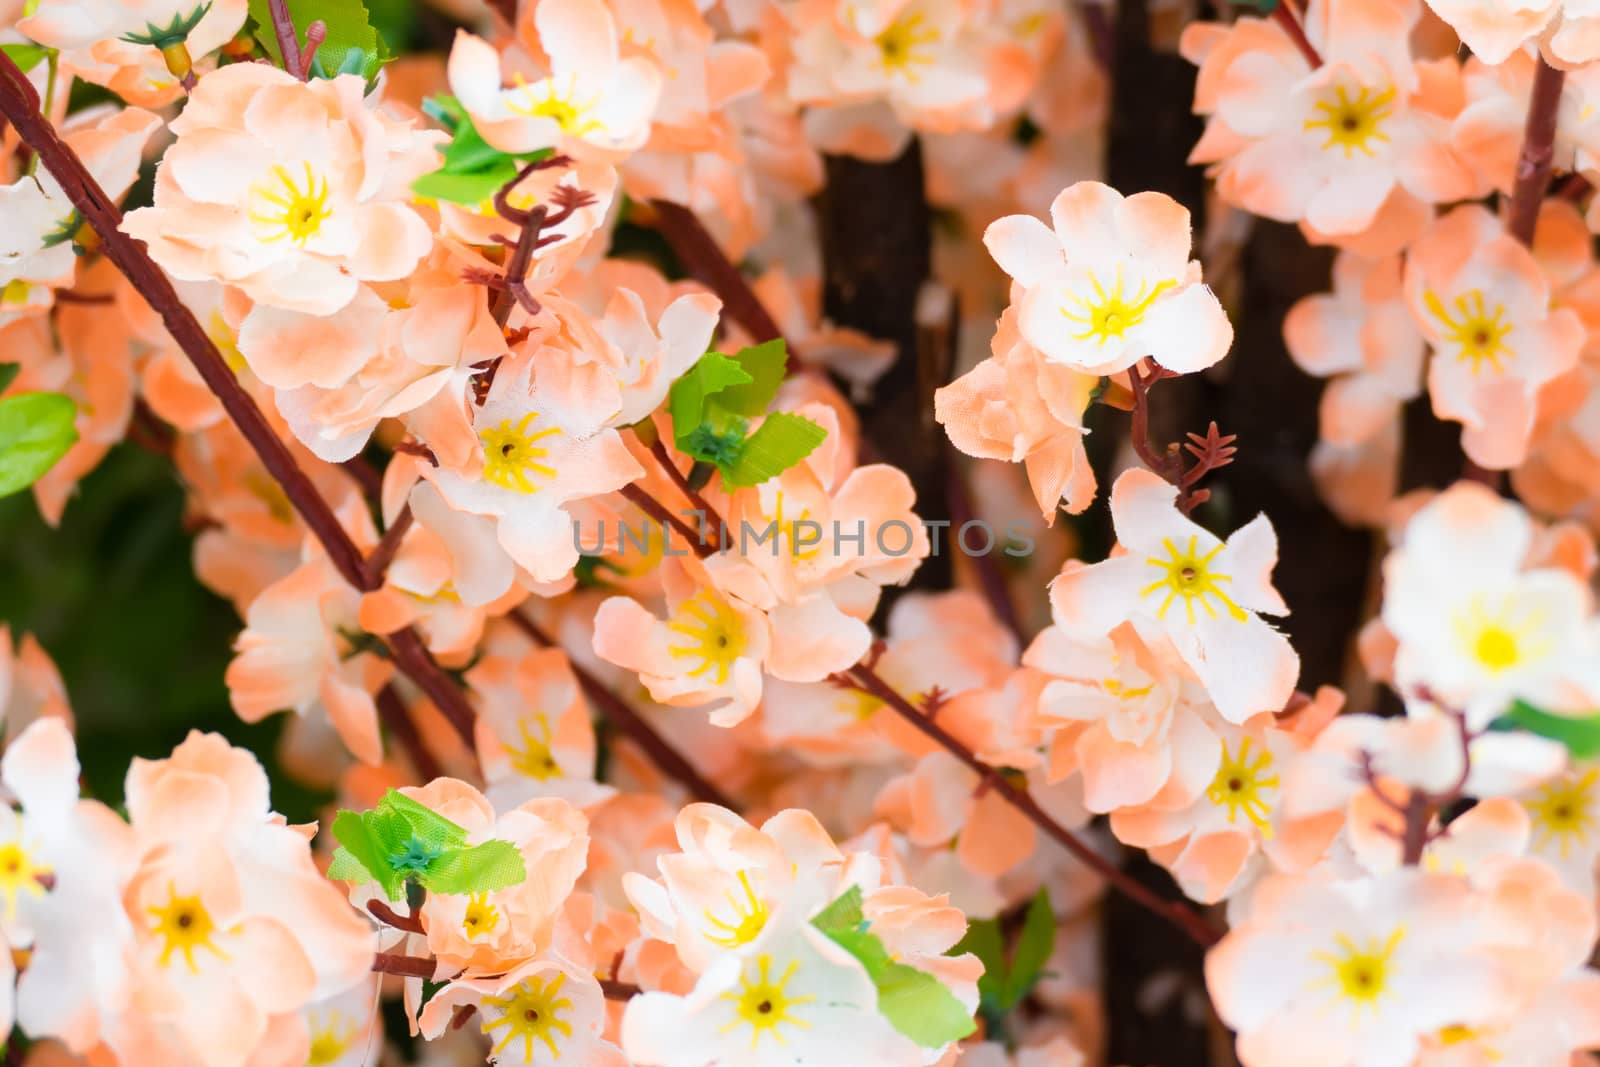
[
  {"xmin": 669, "ymin": 353, "xmax": 753, "ymax": 448},
  {"xmin": 719, "ymin": 340, "xmax": 789, "ymax": 416},
  {"xmin": 1492, "ymin": 700, "xmax": 1600, "ymax": 758},
  {"xmin": 422, "ymin": 839, "xmax": 527, "ymax": 895},
  {"xmin": 722, "ymin": 413, "xmax": 826, "ymax": 488},
  {"xmin": 0, "ymin": 392, "xmax": 76, "ymax": 500}
]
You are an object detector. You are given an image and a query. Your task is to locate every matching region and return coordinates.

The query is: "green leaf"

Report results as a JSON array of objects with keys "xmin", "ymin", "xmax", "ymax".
[
  {"xmin": 719, "ymin": 340, "xmax": 789, "ymax": 416},
  {"xmin": 1, "ymin": 43, "xmax": 48, "ymax": 73},
  {"xmin": 328, "ymin": 809, "xmax": 405, "ymax": 899},
  {"xmin": 0, "ymin": 364, "xmax": 19, "ymax": 393},
  {"xmin": 1492, "ymin": 700, "xmax": 1600, "ymax": 758},
  {"xmin": 669, "ymin": 353, "xmax": 753, "ymax": 447},
  {"xmin": 376, "ymin": 789, "xmax": 469, "ymax": 850},
  {"xmin": 1003, "ymin": 889, "xmax": 1055, "ymax": 1007},
  {"xmin": 814, "ymin": 892, "xmax": 977, "ymax": 1049},
  {"xmin": 422, "ymin": 839, "xmax": 527, "ymax": 895},
  {"xmin": 952, "ymin": 917, "xmax": 1005, "ymax": 1010},
  {"xmin": 875, "ymin": 960, "xmax": 978, "ymax": 1048},
  {"xmin": 722, "ymin": 413, "xmax": 826, "ymax": 488},
  {"xmin": 812, "ymin": 886, "xmax": 865, "ymax": 935},
  {"xmin": 247, "ymin": 0, "xmax": 386, "ymax": 81},
  {"xmin": 412, "ymin": 161, "xmax": 518, "ymax": 206},
  {"xmin": 0, "ymin": 392, "xmax": 76, "ymax": 500}
]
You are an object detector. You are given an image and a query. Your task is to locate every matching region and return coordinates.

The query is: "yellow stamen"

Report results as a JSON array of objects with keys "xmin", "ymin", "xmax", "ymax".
[
  {"xmin": 1205, "ymin": 736, "xmax": 1279, "ymax": 836},
  {"xmin": 481, "ymin": 973, "xmax": 575, "ymax": 1061},
  {"xmin": 719, "ymin": 955, "xmax": 814, "ymax": 1050},
  {"xmin": 1423, "ymin": 289, "xmax": 1516, "ymax": 374},
  {"xmin": 480, "ymin": 411, "xmax": 561, "ymax": 494},
  {"xmin": 667, "ymin": 590, "xmax": 746, "ymax": 685},
  {"xmin": 1059, "ymin": 268, "xmax": 1176, "ymax": 345},
  {"xmin": 1304, "ymin": 84, "xmax": 1396, "ymax": 158},
  {"xmin": 1140, "ymin": 534, "xmax": 1248, "ymax": 624},
  {"xmin": 248, "ymin": 162, "xmax": 332, "ymax": 245}
]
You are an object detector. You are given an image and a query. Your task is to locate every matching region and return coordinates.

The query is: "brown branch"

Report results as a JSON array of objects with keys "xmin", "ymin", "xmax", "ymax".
[
  {"xmin": 600, "ymin": 979, "xmax": 641, "ymax": 1000},
  {"xmin": 364, "ymin": 504, "xmax": 414, "ymax": 588},
  {"xmin": 491, "ymin": 203, "xmax": 548, "ymax": 327},
  {"xmin": 1507, "ymin": 57, "xmax": 1567, "ymax": 246},
  {"xmin": 509, "ymin": 612, "xmax": 739, "ymax": 809},
  {"xmin": 371, "ymin": 952, "xmax": 437, "ymax": 978},
  {"xmin": 647, "ymin": 438, "xmax": 728, "ymax": 549},
  {"xmin": 844, "ymin": 661, "xmax": 1222, "ymax": 947},
  {"xmin": 267, "ymin": 0, "xmax": 306, "ymax": 79},
  {"xmin": 1272, "ymin": 1, "xmax": 1322, "ymax": 70},
  {"xmin": 0, "ymin": 55, "xmax": 483, "ymax": 752},
  {"xmin": 644, "ymin": 199, "xmax": 786, "ymax": 349},
  {"xmin": 367, "ymin": 897, "xmax": 426, "ymax": 934},
  {"xmin": 619, "ymin": 483, "xmax": 714, "ymax": 559},
  {"xmin": 375, "ymin": 683, "xmax": 444, "ymax": 782},
  {"xmin": 946, "ymin": 466, "xmax": 1020, "ymax": 637}
]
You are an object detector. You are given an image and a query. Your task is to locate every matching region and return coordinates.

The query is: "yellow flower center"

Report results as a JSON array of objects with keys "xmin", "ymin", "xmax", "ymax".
[
  {"xmin": 146, "ymin": 882, "xmax": 229, "ymax": 972},
  {"xmin": 1313, "ymin": 928, "xmax": 1405, "ymax": 1009},
  {"xmin": 770, "ymin": 491, "xmax": 821, "ymax": 561},
  {"xmin": 208, "ymin": 310, "xmax": 247, "ymax": 374},
  {"xmin": 1, "ymin": 279, "xmax": 31, "ymax": 305},
  {"xmin": 1305, "ymin": 85, "xmax": 1396, "ymax": 158},
  {"xmin": 1059, "ymin": 270, "xmax": 1176, "ymax": 345},
  {"xmin": 1140, "ymin": 534, "xmax": 1247, "ymax": 624},
  {"xmin": 667, "ymin": 590, "xmax": 747, "ymax": 685},
  {"xmin": 721, "ymin": 955, "xmax": 814, "ymax": 1049},
  {"xmin": 249, "ymin": 162, "xmax": 332, "ymax": 246},
  {"xmin": 704, "ymin": 870, "xmax": 769, "ymax": 948},
  {"xmin": 243, "ymin": 469, "xmax": 295, "ymax": 524},
  {"xmin": 306, "ymin": 1010, "xmax": 357, "ymax": 1065},
  {"xmin": 1526, "ymin": 768, "xmax": 1598, "ymax": 859},
  {"xmin": 462, "ymin": 892, "xmax": 501, "ymax": 938},
  {"xmin": 480, "ymin": 412, "xmax": 561, "ymax": 494},
  {"xmin": 504, "ymin": 714, "xmax": 563, "ymax": 781},
  {"xmin": 1205, "ymin": 736, "xmax": 1279, "ymax": 836},
  {"xmin": 0, "ymin": 840, "xmax": 47, "ymax": 922},
  {"xmin": 876, "ymin": 12, "xmax": 940, "ymax": 78},
  {"xmin": 1452, "ymin": 593, "xmax": 1549, "ymax": 674},
  {"xmin": 481, "ymin": 973, "xmax": 575, "ymax": 1061},
  {"xmin": 1423, "ymin": 290, "xmax": 1516, "ymax": 374},
  {"xmin": 508, "ymin": 74, "xmax": 600, "ymax": 135}
]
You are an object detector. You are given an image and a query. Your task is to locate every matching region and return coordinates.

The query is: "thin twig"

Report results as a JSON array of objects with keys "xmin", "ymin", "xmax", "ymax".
[
  {"xmin": 375, "ymin": 683, "xmax": 444, "ymax": 782},
  {"xmin": 1272, "ymin": 1, "xmax": 1322, "ymax": 69},
  {"xmin": 371, "ymin": 952, "xmax": 437, "ymax": 978},
  {"xmin": 267, "ymin": 0, "xmax": 305, "ymax": 79},
  {"xmin": 946, "ymin": 466, "xmax": 1020, "ymax": 637},
  {"xmin": 647, "ymin": 438, "xmax": 728, "ymax": 549},
  {"xmin": 644, "ymin": 200, "xmax": 786, "ymax": 349},
  {"xmin": 367, "ymin": 898, "xmax": 426, "ymax": 934},
  {"xmin": 600, "ymin": 979, "xmax": 641, "ymax": 1000},
  {"xmin": 1507, "ymin": 57, "xmax": 1567, "ymax": 246},
  {"xmin": 619, "ymin": 483, "xmax": 714, "ymax": 559},
  {"xmin": 0, "ymin": 55, "xmax": 482, "ymax": 751},
  {"xmin": 509, "ymin": 612, "xmax": 739, "ymax": 809},
  {"xmin": 364, "ymin": 504, "xmax": 414, "ymax": 588},
  {"xmin": 843, "ymin": 661, "xmax": 1221, "ymax": 947}
]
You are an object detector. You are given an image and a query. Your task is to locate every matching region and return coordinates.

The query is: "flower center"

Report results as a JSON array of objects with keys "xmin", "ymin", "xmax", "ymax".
[
  {"xmin": 504, "ymin": 714, "xmax": 563, "ymax": 781},
  {"xmin": 480, "ymin": 412, "xmax": 562, "ymax": 494},
  {"xmin": 508, "ymin": 74, "xmax": 600, "ymax": 135},
  {"xmin": 1313, "ymin": 928, "xmax": 1405, "ymax": 1009},
  {"xmin": 307, "ymin": 1010, "xmax": 357, "ymax": 1065},
  {"xmin": 667, "ymin": 590, "xmax": 747, "ymax": 685},
  {"xmin": 0, "ymin": 840, "xmax": 48, "ymax": 922},
  {"xmin": 1304, "ymin": 85, "xmax": 1396, "ymax": 158},
  {"xmin": 1423, "ymin": 290, "xmax": 1515, "ymax": 374},
  {"xmin": 1452, "ymin": 593, "xmax": 1549, "ymax": 675},
  {"xmin": 1526, "ymin": 769, "xmax": 1598, "ymax": 859},
  {"xmin": 721, "ymin": 955, "xmax": 814, "ymax": 1046},
  {"xmin": 146, "ymin": 882, "xmax": 228, "ymax": 972},
  {"xmin": 481, "ymin": 974, "xmax": 575, "ymax": 1061},
  {"xmin": 1, "ymin": 279, "xmax": 31, "ymax": 305},
  {"xmin": 704, "ymin": 870, "xmax": 770, "ymax": 948},
  {"xmin": 249, "ymin": 162, "xmax": 332, "ymax": 246},
  {"xmin": 875, "ymin": 12, "xmax": 940, "ymax": 78},
  {"xmin": 1059, "ymin": 269, "xmax": 1176, "ymax": 345},
  {"xmin": 1140, "ymin": 534, "xmax": 1247, "ymax": 624},
  {"xmin": 1205, "ymin": 737, "xmax": 1279, "ymax": 835},
  {"xmin": 462, "ymin": 892, "xmax": 501, "ymax": 937}
]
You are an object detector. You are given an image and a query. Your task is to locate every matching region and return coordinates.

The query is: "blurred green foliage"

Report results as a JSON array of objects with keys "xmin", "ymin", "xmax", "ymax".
[{"xmin": 0, "ymin": 445, "xmax": 329, "ymax": 824}]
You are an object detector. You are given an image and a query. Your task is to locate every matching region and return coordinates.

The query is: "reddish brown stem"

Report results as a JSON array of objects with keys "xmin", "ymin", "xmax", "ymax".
[
  {"xmin": 647, "ymin": 438, "xmax": 728, "ymax": 549},
  {"xmin": 0, "ymin": 56, "xmax": 482, "ymax": 752},
  {"xmin": 491, "ymin": 203, "xmax": 549, "ymax": 327},
  {"xmin": 619, "ymin": 483, "xmax": 714, "ymax": 559},
  {"xmin": 1507, "ymin": 58, "xmax": 1567, "ymax": 246},
  {"xmin": 367, "ymin": 898, "xmax": 426, "ymax": 934},
  {"xmin": 300, "ymin": 20, "xmax": 327, "ymax": 77},
  {"xmin": 845, "ymin": 661, "xmax": 1222, "ymax": 947},
  {"xmin": 267, "ymin": 0, "xmax": 305, "ymax": 78},
  {"xmin": 600, "ymin": 979, "xmax": 641, "ymax": 1000},
  {"xmin": 1273, "ymin": 2, "xmax": 1323, "ymax": 69},
  {"xmin": 371, "ymin": 953, "xmax": 437, "ymax": 978},
  {"xmin": 509, "ymin": 612, "xmax": 739, "ymax": 809},
  {"xmin": 374, "ymin": 684, "xmax": 444, "ymax": 782},
  {"xmin": 645, "ymin": 199, "xmax": 786, "ymax": 348},
  {"xmin": 364, "ymin": 504, "xmax": 414, "ymax": 588}
]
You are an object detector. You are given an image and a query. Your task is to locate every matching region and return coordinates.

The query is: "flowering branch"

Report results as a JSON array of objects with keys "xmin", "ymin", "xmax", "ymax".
[
  {"xmin": 1272, "ymin": 0, "xmax": 1323, "ymax": 69},
  {"xmin": 643, "ymin": 199, "xmax": 786, "ymax": 348},
  {"xmin": 509, "ymin": 612, "xmax": 740, "ymax": 809},
  {"xmin": 1126, "ymin": 360, "xmax": 1238, "ymax": 514},
  {"xmin": 841, "ymin": 659, "xmax": 1223, "ymax": 947},
  {"xmin": 1506, "ymin": 57, "xmax": 1567, "ymax": 246},
  {"xmin": 266, "ymin": 0, "xmax": 306, "ymax": 79},
  {"xmin": 363, "ymin": 504, "xmax": 414, "ymax": 588},
  {"xmin": 0, "ymin": 53, "xmax": 479, "ymax": 749}
]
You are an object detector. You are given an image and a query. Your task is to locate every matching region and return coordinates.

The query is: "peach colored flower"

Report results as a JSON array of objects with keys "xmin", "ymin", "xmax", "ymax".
[
  {"xmin": 122, "ymin": 63, "xmax": 439, "ymax": 315},
  {"xmin": 1424, "ymin": 0, "xmax": 1600, "ymax": 67},
  {"xmin": 418, "ymin": 956, "xmax": 626, "ymax": 1066},
  {"xmin": 1403, "ymin": 205, "xmax": 1584, "ymax": 469},
  {"xmin": 985, "ymin": 181, "xmax": 1232, "ymax": 375},
  {"xmin": 1048, "ymin": 467, "xmax": 1298, "ymax": 722}
]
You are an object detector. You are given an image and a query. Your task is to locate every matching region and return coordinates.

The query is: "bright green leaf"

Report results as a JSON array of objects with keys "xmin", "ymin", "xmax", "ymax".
[
  {"xmin": 1003, "ymin": 889, "xmax": 1055, "ymax": 1007},
  {"xmin": 0, "ymin": 392, "xmax": 76, "ymax": 500},
  {"xmin": 719, "ymin": 340, "xmax": 790, "ymax": 416},
  {"xmin": 876, "ymin": 960, "xmax": 979, "ymax": 1048},
  {"xmin": 438, "ymin": 116, "xmax": 508, "ymax": 175},
  {"xmin": 1, "ymin": 43, "xmax": 49, "ymax": 73},
  {"xmin": 0, "ymin": 364, "xmax": 19, "ymax": 393},
  {"xmin": 811, "ymin": 886, "xmax": 865, "ymax": 935},
  {"xmin": 328, "ymin": 809, "xmax": 405, "ymax": 899},
  {"xmin": 670, "ymin": 353, "xmax": 754, "ymax": 447},
  {"xmin": 1492, "ymin": 700, "xmax": 1600, "ymax": 758},
  {"xmin": 422, "ymin": 94, "xmax": 464, "ymax": 129},
  {"xmin": 722, "ymin": 412, "xmax": 826, "ymax": 488},
  {"xmin": 377, "ymin": 790, "xmax": 469, "ymax": 850},
  {"xmin": 412, "ymin": 161, "xmax": 518, "ymax": 206},
  {"xmin": 951, "ymin": 917, "xmax": 1005, "ymax": 1009},
  {"xmin": 423, "ymin": 839, "xmax": 527, "ymax": 895}
]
